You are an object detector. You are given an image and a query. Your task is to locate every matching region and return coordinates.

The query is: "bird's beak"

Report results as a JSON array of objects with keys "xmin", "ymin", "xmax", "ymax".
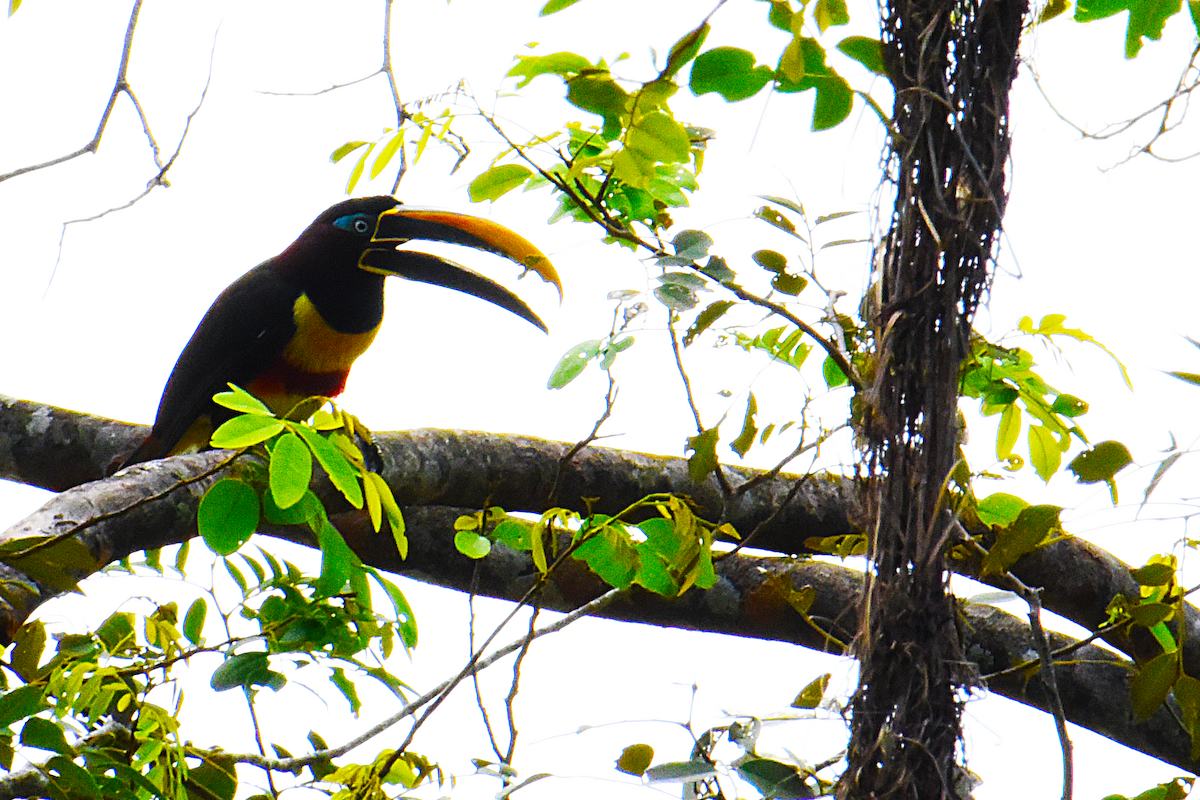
[{"xmin": 359, "ymin": 207, "xmax": 562, "ymax": 332}]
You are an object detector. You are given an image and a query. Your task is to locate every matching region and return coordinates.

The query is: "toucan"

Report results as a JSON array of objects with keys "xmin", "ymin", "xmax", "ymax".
[{"xmin": 119, "ymin": 195, "xmax": 560, "ymax": 469}]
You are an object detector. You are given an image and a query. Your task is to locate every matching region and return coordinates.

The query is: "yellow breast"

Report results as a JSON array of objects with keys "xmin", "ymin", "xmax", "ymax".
[{"xmin": 282, "ymin": 294, "xmax": 381, "ymax": 373}]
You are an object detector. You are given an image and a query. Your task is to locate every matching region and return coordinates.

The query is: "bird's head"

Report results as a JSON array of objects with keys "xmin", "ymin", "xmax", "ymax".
[{"xmin": 301, "ymin": 195, "xmax": 561, "ymax": 332}]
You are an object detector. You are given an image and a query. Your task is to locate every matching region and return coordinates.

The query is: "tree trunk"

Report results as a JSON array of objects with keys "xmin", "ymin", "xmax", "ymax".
[{"xmin": 845, "ymin": 0, "xmax": 1029, "ymax": 797}]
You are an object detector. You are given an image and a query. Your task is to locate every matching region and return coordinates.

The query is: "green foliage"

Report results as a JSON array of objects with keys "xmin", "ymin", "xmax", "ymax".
[
  {"xmin": 1068, "ymin": 440, "xmax": 1134, "ymax": 503},
  {"xmin": 1103, "ymin": 777, "xmax": 1195, "ymax": 800},
  {"xmin": 200, "ymin": 385, "xmax": 407, "ymax": 592},
  {"xmin": 637, "ymin": 713, "xmax": 833, "ymax": 798},
  {"xmin": 331, "ymin": 110, "xmax": 457, "ymax": 192},
  {"xmin": 547, "ymin": 335, "xmax": 634, "ymax": 388},
  {"xmin": 979, "ymin": 505, "xmax": 1063, "ymax": 576},
  {"xmin": 615, "ymin": 743, "xmax": 654, "ymax": 776},
  {"xmin": 452, "ymin": 496, "xmax": 731, "ymax": 598},
  {"xmin": 1074, "ymin": 0, "xmax": 1190, "ymax": 57},
  {"xmin": 960, "ymin": 334, "xmax": 1092, "ymax": 481},
  {"xmin": 690, "ymin": 47, "xmax": 774, "ymax": 101}
]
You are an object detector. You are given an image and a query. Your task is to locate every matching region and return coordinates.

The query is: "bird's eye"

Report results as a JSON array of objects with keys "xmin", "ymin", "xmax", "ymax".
[{"xmin": 334, "ymin": 213, "xmax": 374, "ymax": 234}]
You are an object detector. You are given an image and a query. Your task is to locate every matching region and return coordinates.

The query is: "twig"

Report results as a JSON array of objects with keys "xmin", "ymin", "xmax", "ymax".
[
  {"xmin": 231, "ymin": 588, "xmax": 625, "ymax": 773},
  {"xmin": 959, "ymin": 528, "xmax": 1072, "ymax": 800},
  {"xmin": 42, "ymin": 24, "xmax": 219, "ymax": 296},
  {"xmin": 502, "ymin": 606, "xmax": 539, "ymax": 765},
  {"xmin": 0, "ymin": 0, "xmax": 144, "ymax": 184}
]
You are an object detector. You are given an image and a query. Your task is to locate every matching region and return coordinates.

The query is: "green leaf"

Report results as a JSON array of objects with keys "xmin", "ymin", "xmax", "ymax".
[
  {"xmin": 701, "ymin": 255, "xmax": 735, "ymax": 283},
  {"xmin": 507, "ymin": 51, "xmax": 594, "ymax": 87},
  {"xmin": 1168, "ymin": 370, "xmax": 1200, "ymax": 386},
  {"xmin": 687, "ymin": 428, "xmax": 720, "ymax": 482},
  {"xmin": 670, "ymin": 229, "xmax": 714, "ymax": 261},
  {"xmin": 599, "ymin": 336, "xmax": 634, "ymax": 370},
  {"xmin": 183, "ymin": 598, "xmax": 207, "ymax": 645},
  {"xmin": 0, "ymin": 684, "xmax": 44, "ymax": 729},
  {"xmin": 976, "ymin": 493, "xmax": 1029, "ymax": 528},
  {"xmin": 567, "ymin": 70, "xmax": 630, "ymax": 133},
  {"xmin": 329, "ymin": 141, "xmax": 369, "ymax": 164},
  {"xmin": 822, "ymin": 355, "xmax": 848, "ymax": 388},
  {"xmin": 210, "ymin": 652, "xmax": 285, "ymax": 693},
  {"xmin": 981, "ymin": 504, "xmax": 1061, "ymax": 576},
  {"xmin": 792, "ymin": 672, "xmax": 830, "ymax": 708},
  {"xmin": 736, "ymin": 757, "xmax": 810, "ymax": 799},
  {"xmin": 345, "ymin": 140, "xmax": 376, "ymax": 193},
  {"xmin": 616, "ymin": 743, "xmax": 655, "ymax": 777},
  {"xmin": 1131, "ymin": 561, "xmax": 1175, "ymax": 586},
  {"xmin": 811, "ymin": 73, "xmax": 853, "ymax": 130},
  {"xmin": 20, "ymin": 716, "xmax": 72, "ymax": 755},
  {"xmin": 627, "ymin": 111, "xmax": 692, "ymax": 164},
  {"xmin": 655, "ymin": 283, "xmax": 698, "ymax": 311},
  {"xmin": 315, "ymin": 516, "xmax": 361, "ymax": 596},
  {"xmin": 685, "ymin": 300, "xmax": 734, "ymax": 346},
  {"xmin": 773, "ymin": 37, "xmax": 854, "ymax": 130},
  {"xmin": 814, "ymin": 0, "xmax": 850, "ymax": 30},
  {"xmin": 213, "ymin": 384, "xmax": 272, "ymax": 414},
  {"xmin": 1069, "ymin": 440, "xmax": 1133, "ymax": 483},
  {"xmin": 210, "ymin": 414, "xmax": 285, "ymax": 448},
  {"xmin": 772, "ymin": 272, "xmax": 808, "ymax": 296},
  {"xmin": 663, "ymin": 23, "xmax": 710, "ymax": 79},
  {"xmin": 574, "ymin": 521, "xmax": 639, "ymax": 589},
  {"xmin": 329, "ymin": 667, "xmax": 361, "ymax": 714},
  {"xmin": 836, "ymin": 36, "xmax": 887, "ymax": 75},
  {"xmin": 540, "ymin": 0, "xmax": 582, "ymax": 15},
  {"xmin": 1038, "ymin": 0, "xmax": 1073, "ymax": 22},
  {"xmin": 369, "ymin": 130, "xmax": 405, "ymax": 180},
  {"xmin": 1130, "ymin": 649, "xmax": 1179, "ymax": 720},
  {"xmin": 96, "ymin": 611, "xmax": 136, "ymax": 654},
  {"xmin": 270, "ymin": 432, "xmax": 313, "ymax": 509},
  {"xmin": 454, "ymin": 529, "xmax": 492, "ymax": 559},
  {"xmin": 1028, "ymin": 424, "xmax": 1062, "ymax": 482},
  {"xmin": 185, "ymin": 753, "xmax": 238, "ymax": 800},
  {"xmin": 1075, "ymin": 0, "xmax": 1184, "ymax": 56},
  {"xmin": 690, "ymin": 47, "xmax": 774, "ymax": 101},
  {"xmin": 0, "ymin": 534, "xmax": 96, "ymax": 592},
  {"xmin": 730, "ymin": 393, "xmax": 758, "ymax": 457},
  {"xmin": 548, "ymin": 339, "xmax": 603, "ymax": 389},
  {"xmin": 367, "ymin": 569, "xmax": 418, "ymax": 647},
  {"xmin": 9, "ymin": 622, "xmax": 45, "ymax": 683},
  {"xmin": 754, "ymin": 205, "xmax": 804, "ymax": 239},
  {"xmin": 469, "ymin": 164, "xmax": 533, "ymax": 202},
  {"xmin": 198, "ymin": 479, "xmax": 260, "ymax": 556},
  {"xmin": 296, "ymin": 426, "xmax": 363, "ymax": 509},
  {"xmin": 753, "ymin": 249, "xmax": 788, "ymax": 272},
  {"xmin": 996, "ymin": 402, "xmax": 1021, "ymax": 462}
]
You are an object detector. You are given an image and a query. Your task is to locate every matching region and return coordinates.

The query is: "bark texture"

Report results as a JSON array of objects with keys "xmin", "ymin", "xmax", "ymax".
[
  {"xmin": 846, "ymin": 0, "xmax": 1028, "ymax": 796},
  {"xmin": 1, "ymin": 398, "xmax": 1198, "ymax": 773}
]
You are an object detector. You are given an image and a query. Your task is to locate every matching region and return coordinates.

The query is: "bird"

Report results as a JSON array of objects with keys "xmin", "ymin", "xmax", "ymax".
[{"xmin": 119, "ymin": 195, "xmax": 560, "ymax": 469}]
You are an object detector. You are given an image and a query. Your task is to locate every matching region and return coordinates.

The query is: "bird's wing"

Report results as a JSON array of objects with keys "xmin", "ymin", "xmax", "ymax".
[{"xmin": 123, "ymin": 263, "xmax": 300, "ymax": 466}]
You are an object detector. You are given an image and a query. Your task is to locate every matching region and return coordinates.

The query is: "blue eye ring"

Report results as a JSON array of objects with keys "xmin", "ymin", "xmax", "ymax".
[{"xmin": 334, "ymin": 213, "xmax": 373, "ymax": 234}]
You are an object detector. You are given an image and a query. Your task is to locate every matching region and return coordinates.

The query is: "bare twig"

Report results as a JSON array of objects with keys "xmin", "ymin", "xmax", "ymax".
[
  {"xmin": 0, "ymin": 0, "xmax": 145, "ymax": 184},
  {"xmin": 230, "ymin": 588, "xmax": 624, "ymax": 774},
  {"xmin": 959, "ymin": 528, "xmax": 1073, "ymax": 800},
  {"xmin": 1024, "ymin": 43, "xmax": 1200, "ymax": 168},
  {"xmin": 42, "ymin": 25, "xmax": 219, "ymax": 296}
]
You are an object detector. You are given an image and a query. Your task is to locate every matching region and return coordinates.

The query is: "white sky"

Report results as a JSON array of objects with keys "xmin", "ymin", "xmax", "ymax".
[{"xmin": 2, "ymin": 0, "xmax": 1200, "ymax": 797}]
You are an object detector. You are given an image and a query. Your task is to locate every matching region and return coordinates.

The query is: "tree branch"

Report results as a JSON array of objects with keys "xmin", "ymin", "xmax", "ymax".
[
  {"xmin": 1, "ymin": 398, "xmax": 1199, "ymax": 771},
  {"xmin": 0, "ymin": 0, "xmax": 144, "ymax": 184}
]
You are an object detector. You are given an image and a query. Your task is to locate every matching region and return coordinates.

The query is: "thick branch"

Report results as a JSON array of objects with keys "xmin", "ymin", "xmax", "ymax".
[{"xmin": 1, "ymin": 398, "xmax": 1198, "ymax": 770}]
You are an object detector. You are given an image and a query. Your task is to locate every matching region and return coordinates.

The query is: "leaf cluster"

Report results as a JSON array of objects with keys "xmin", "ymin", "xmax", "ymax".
[{"xmin": 452, "ymin": 495, "xmax": 733, "ymax": 598}]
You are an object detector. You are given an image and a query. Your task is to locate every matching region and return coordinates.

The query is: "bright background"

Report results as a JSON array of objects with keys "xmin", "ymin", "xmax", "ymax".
[{"xmin": 2, "ymin": 0, "xmax": 1199, "ymax": 797}]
